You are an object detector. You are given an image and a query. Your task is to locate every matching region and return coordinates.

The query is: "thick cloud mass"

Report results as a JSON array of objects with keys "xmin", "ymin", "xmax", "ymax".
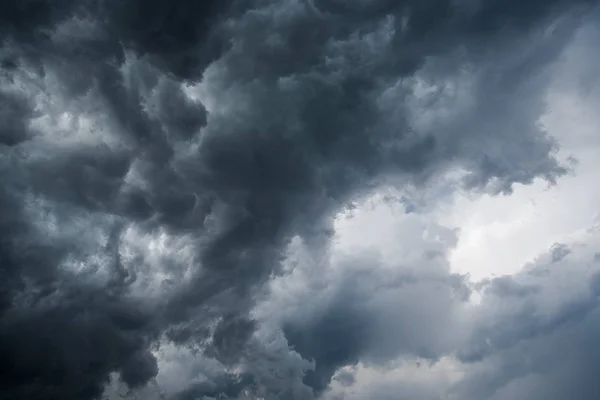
[{"xmin": 1, "ymin": 1, "xmax": 600, "ymax": 399}]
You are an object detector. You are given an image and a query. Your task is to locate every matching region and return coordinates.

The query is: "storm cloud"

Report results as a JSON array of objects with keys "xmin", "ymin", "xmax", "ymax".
[{"xmin": 1, "ymin": 0, "xmax": 600, "ymax": 399}]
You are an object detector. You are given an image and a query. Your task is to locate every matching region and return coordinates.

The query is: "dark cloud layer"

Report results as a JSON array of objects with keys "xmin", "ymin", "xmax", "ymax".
[{"xmin": 1, "ymin": 1, "xmax": 599, "ymax": 399}]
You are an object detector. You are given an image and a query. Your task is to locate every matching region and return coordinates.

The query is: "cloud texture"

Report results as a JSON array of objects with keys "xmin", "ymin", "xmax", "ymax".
[{"xmin": 1, "ymin": 1, "xmax": 600, "ymax": 399}]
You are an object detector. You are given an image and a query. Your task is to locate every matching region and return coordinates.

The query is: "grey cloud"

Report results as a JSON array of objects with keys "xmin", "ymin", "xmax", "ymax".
[
  {"xmin": 207, "ymin": 315, "xmax": 257, "ymax": 365},
  {"xmin": 172, "ymin": 372, "xmax": 254, "ymax": 400},
  {"xmin": 451, "ymin": 233, "xmax": 600, "ymax": 399},
  {"xmin": 319, "ymin": 230, "xmax": 600, "ymax": 400},
  {"xmin": 333, "ymin": 369, "xmax": 355, "ymax": 387},
  {"xmin": 550, "ymin": 242, "xmax": 572, "ymax": 262},
  {"xmin": 275, "ymin": 221, "xmax": 468, "ymax": 395},
  {"xmin": 1, "ymin": 0, "xmax": 598, "ymax": 399}
]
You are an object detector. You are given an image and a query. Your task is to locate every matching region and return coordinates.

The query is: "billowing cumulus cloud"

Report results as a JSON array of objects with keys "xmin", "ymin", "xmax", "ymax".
[{"xmin": 1, "ymin": 1, "xmax": 600, "ymax": 399}]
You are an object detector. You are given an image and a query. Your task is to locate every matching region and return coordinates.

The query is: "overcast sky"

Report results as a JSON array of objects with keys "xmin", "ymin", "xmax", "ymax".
[{"xmin": 2, "ymin": 1, "xmax": 600, "ymax": 399}]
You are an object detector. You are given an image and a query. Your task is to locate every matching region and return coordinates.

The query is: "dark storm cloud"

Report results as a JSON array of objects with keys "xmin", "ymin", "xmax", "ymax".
[
  {"xmin": 1, "ymin": 0, "xmax": 76, "ymax": 41},
  {"xmin": 1, "ymin": 0, "xmax": 598, "ymax": 399},
  {"xmin": 283, "ymin": 285, "xmax": 371, "ymax": 393},
  {"xmin": 100, "ymin": 0, "xmax": 238, "ymax": 78},
  {"xmin": 0, "ymin": 90, "xmax": 33, "ymax": 146}
]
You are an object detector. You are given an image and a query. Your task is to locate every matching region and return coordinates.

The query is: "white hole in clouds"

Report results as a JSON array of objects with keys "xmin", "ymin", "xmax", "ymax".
[
  {"xmin": 440, "ymin": 86, "xmax": 600, "ymax": 281},
  {"xmin": 333, "ymin": 86, "xmax": 600, "ymax": 283}
]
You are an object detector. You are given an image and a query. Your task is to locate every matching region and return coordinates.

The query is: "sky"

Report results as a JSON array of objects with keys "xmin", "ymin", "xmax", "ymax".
[{"xmin": 2, "ymin": 1, "xmax": 600, "ymax": 399}]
